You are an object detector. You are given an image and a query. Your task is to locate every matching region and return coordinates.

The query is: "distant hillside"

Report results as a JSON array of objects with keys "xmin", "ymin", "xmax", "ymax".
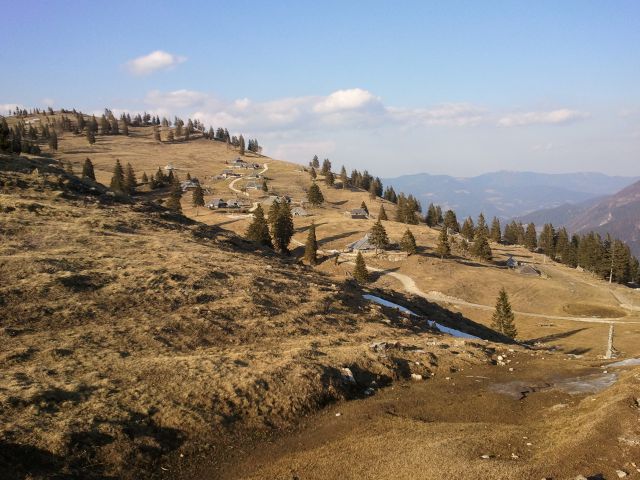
[
  {"xmin": 382, "ymin": 171, "xmax": 638, "ymax": 221},
  {"xmin": 518, "ymin": 180, "xmax": 640, "ymax": 257}
]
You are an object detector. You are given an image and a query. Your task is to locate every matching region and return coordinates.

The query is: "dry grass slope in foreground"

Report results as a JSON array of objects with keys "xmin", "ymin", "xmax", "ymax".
[{"xmin": 0, "ymin": 154, "xmax": 495, "ymax": 479}]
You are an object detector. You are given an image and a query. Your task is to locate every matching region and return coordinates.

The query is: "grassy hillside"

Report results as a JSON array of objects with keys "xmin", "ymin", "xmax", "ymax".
[{"xmin": 0, "ymin": 153, "xmax": 496, "ymax": 478}]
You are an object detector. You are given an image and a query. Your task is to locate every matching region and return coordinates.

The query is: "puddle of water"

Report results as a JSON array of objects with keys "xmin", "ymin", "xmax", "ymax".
[
  {"xmin": 363, "ymin": 294, "xmax": 480, "ymax": 340},
  {"xmin": 490, "ymin": 372, "xmax": 618, "ymax": 399},
  {"xmin": 606, "ymin": 358, "xmax": 640, "ymax": 368}
]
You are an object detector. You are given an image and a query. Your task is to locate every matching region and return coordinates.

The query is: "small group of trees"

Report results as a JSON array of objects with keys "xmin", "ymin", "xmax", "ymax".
[
  {"xmin": 245, "ymin": 200, "xmax": 295, "ymax": 254},
  {"xmin": 109, "ymin": 159, "xmax": 138, "ymax": 197}
]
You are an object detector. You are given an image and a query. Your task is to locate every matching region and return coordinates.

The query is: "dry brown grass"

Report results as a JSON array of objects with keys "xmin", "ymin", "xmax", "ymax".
[{"xmin": 0, "ymin": 154, "xmax": 494, "ymax": 479}]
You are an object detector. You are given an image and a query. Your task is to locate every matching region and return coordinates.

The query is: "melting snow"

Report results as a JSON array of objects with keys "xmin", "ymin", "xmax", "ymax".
[
  {"xmin": 363, "ymin": 294, "xmax": 480, "ymax": 340},
  {"xmin": 607, "ymin": 358, "xmax": 640, "ymax": 368}
]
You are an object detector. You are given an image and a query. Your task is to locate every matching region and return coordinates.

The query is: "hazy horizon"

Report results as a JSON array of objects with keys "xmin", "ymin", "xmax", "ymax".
[{"xmin": 2, "ymin": 1, "xmax": 638, "ymax": 177}]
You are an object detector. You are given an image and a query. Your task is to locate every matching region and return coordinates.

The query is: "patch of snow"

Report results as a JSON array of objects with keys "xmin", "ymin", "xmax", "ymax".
[{"xmin": 363, "ymin": 294, "xmax": 480, "ymax": 340}]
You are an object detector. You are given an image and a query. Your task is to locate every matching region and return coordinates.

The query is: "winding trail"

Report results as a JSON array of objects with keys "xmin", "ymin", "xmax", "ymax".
[
  {"xmin": 228, "ymin": 163, "xmax": 269, "ymax": 197},
  {"xmin": 337, "ymin": 260, "xmax": 640, "ymax": 325}
]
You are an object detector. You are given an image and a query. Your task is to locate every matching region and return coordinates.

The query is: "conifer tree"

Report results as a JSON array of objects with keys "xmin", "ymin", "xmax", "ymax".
[
  {"xmin": 378, "ymin": 205, "xmax": 388, "ymax": 221},
  {"xmin": 475, "ymin": 213, "xmax": 489, "ymax": 238},
  {"xmin": 443, "ymin": 210, "xmax": 460, "ymax": 233},
  {"xmin": 272, "ymin": 201, "xmax": 294, "ymax": 254},
  {"xmin": 48, "ymin": 131, "xmax": 58, "ymax": 151},
  {"xmin": 122, "ymin": 122, "xmax": 129, "ymax": 136},
  {"xmin": 165, "ymin": 181, "xmax": 183, "ymax": 213},
  {"xmin": 124, "ymin": 163, "xmax": 137, "ymax": 195},
  {"xmin": 525, "ymin": 223, "xmax": 537, "ymax": 250},
  {"xmin": 555, "ymin": 227, "xmax": 569, "ymax": 261},
  {"xmin": 267, "ymin": 200, "xmax": 281, "ymax": 227},
  {"xmin": 86, "ymin": 129, "xmax": 96, "ymax": 145},
  {"xmin": 307, "ymin": 182, "xmax": 324, "ymax": 206},
  {"xmin": 471, "ymin": 231, "xmax": 493, "ymax": 261},
  {"xmin": 539, "ymin": 223, "xmax": 556, "ymax": 258},
  {"xmin": 360, "ymin": 201, "xmax": 368, "ymax": 214},
  {"xmin": 425, "ymin": 203, "xmax": 438, "ymax": 227},
  {"xmin": 192, "ymin": 184, "xmax": 205, "ymax": 216},
  {"xmin": 82, "ymin": 158, "xmax": 95, "ymax": 181},
  {"xmin": 353, "ymin": 251, "xmax": 369, "ymax": 283},
  {"xmin": 325, "ymin": 170, "xmax": 335, "ymax": 187},
  {"xmin": 262, "ymin": 179, "xmax": 269, "ymax": 192},
  {"xmin": 320, "ymin": 158, "xmax": 331, "ymax": 176},
  {"xmin": 436, "ymin": 227, "xmax": 451, "ymax": 259},
  {"xmin": 141, "ymin": 172, "xmax": 149, "ymax": 184},
  {"xmin": 304, "ymin": 222, "xmax": 318, "ymax": 265},
  {"xmin": 490, "ymin": 217, "xmax": 502, "ymax": 243},
  {"xmin": 340, "ymin": 166, "xmax": 348, "ymax": 188},
  {"xmin": 492, "ymin": 288, "xmax": 517, "ymax": 338},
  {"xmin": 239, "ymin": 135, "xmax": 245, "ymax": 155},
  {"xmin": 369, "ymin": 220, "xmax": 389, "ymax": 253},
  {"xmin": 461, "ymin": 217, "xmax": 475, "ymax": 241},
  {"xmin": 110, "ymin": 159, "xmax": 126, "ymax": 194},
  {"xmin": 400, "ymin": 228, "xmax": 417, "ymax": 255},
  {"xmin": 245, "ymin": 205, "xmax": 272, "ymax": 248},
  {"xmin": 309, "ymin": 166, "xmax": 317, "ymax": 180},
  {"xmin": 312, "ymin": 155, "xmax": 320, "ymax": 169}
]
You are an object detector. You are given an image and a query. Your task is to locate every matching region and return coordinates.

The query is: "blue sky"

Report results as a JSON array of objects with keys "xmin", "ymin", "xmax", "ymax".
[{"xmin": 2, "ymin": 1, "xmax": 639, "ymax": 176}]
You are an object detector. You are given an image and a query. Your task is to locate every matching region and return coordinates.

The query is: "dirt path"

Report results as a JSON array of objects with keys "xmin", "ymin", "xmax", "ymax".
[
  {"xmin": 227, "ymin": 163, "xmax": 269, "ymax": 197},
  {"xmin": 605, "ymin": 323, "xmax": 615, "ymax": 359},
  {"xmin": 345, "ymin": 261, "xmax": 640, "ymax": 325}
]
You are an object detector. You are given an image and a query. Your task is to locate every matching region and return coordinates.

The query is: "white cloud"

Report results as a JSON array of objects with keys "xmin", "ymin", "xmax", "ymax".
[
  {"xmin": 126, "ymin": 50, "xmax": 187, "ymax": 76},
  {"xmin": 388, "ymin": 103, "xmax": 487, "ymax": 127},
  {"xmin": 313, "ymin": 88, "xmax": 380, "ymax": 113},
  {"xmin": 145, "ymin": 89, "xmax": 210, "ymax": 109},
  {"xmin": 41, "ymin": 98, "xmax": 55, "ymax": 107},
  {"xmin": 266, "ymin": 140, "xmax": 336, "ymax": 162},
  {"xmin": 497, "ymin": 109, "xmax": 589, "ymax": 127},
  {"xmin": 0, "ymin": 103, "xmax": 24, "ymax": 114}
]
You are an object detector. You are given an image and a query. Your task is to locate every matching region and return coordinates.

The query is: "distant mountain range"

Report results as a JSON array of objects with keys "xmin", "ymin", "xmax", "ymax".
[
  {"xmin": 518, "ymin": 180, "xmax": 640, "ymax": 257},
  {"xmin": 382, "ymin": 171, "xmax": 639, "ymax": 221}
]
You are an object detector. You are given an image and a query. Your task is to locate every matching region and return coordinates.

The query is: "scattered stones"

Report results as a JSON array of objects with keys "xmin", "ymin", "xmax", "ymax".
[
  {"xmin": 616, "ymin": 470, "xmax": 628, "ymax": 478},
  {"xmin": 574, "ymin": 476, "xmax": 588, "ymax": 480},
  {"xmin": 364, "ymin": 387, "xmax": 376, "ymax": 396},
  {"xmin": 511, "ymin": 453, "xmax": 519, "ymax": 459},
  {"xmin": 410, "ymin": 374, "xmax": 423, "ymax": 381},
  {"xmin": 335, "ymin": 413, "xmax": 341, "ymax": 417},
  {"xmin": 480, "ymin": 454, "xmax": 491, "ymax": 459},
  {"xmin": 508, "ymin": 368, "xmax": 514, "ymax": 372}
]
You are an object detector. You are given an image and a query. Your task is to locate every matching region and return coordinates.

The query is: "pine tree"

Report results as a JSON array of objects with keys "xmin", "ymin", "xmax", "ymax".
[
  {"xmin": 369, "ymin": 220, "xmax": 389, "ymax": 253},
  {"xmin": 340, "ymin": 166, "xmax": 348, "ymax": 188},
  {"xmin": 109, "ymin": 159, "xmax": 125, "ymax": 194},
  {"xmin": 320, "ymin": 158, "xmax": 331, "ymax": 175},
  {"xmin": 490, "ymin": 217, "xmax": 502, "ymax": 243},
  {"xmin": 325, "ymin": 170, "xmax": 335, "ymax": 187},
  {"xmin": 261, "ymin": 179, "xmax": 269, "ymax": 192},
  {"xmin": 267, "ymin": 200, "xmax": 281, "ymax": 227},
  {"xmin": 492, "ymin": 288, "xmax": 517, "ymax": 338},
  {"xmin": 400, "ymin": 229, "xmax": 417, "ymax": 255},
  {"xmin": 472, "ymin": 231, "xmax": 493, "ymax": 261},
  {"xmin": 539, "ymin": 223, "xmax": 556, "ymax": 258},
  {"xmin": 312, "ymin": 155, "xmax": 320, "ymax": 169},
  {"xmin": 425, "ymin": 203, "xmax": 438, "ymax": 227},
  {"xmin": 525, "ymin": 223, "xmax": 537, "ymax": 251},
  {"xmin": 192, "ymin": 184, "xmax": 205, "ymax": 216},
  {"xmin": 304, "ymin": 222, "xmax": 318, "ymax": 265},
  {"xmin": 360, "ymin": 201, "xmax": 368, "ymax": 214},
  {"xmin": 475, "ymin": 213, "xmax": 489, "ymax": 238},
  {"xmin": 165, "ymin": 181, "xmax": 183, "ymax": 213},
  {"xmin": 124, "ymin": 163, "xmax": 137, "ymax": 195},
  {"xmin": 239, "ymin": 135, "xmax": 245, "ymax": 155},
  {"xmin": 245, "ymin": 205, "xmax": 272, "ymax": 248},
  {"xmin": 48, "ymin": 131, "xmax": 58, "ymax": 151},
  {"xmin": 461, "ymin": 217, "xmax": 475, "ymax": 241},
  {"xmin": 443, "ymin": 210, "xmax": 459, "ymax": 233},
  {"xmin": 353, "ymin": 251, "xmax": 369, "ymax": 283},
  {"xmin": 86, "ymin": 129, "xmax": 96, "ymax": 145},
  {"xmin": 378, "ymin": 205, "xmax": 388, "ymax": 221},
  {"xmin": 272, "ymin": 201, "xmax": 294, "ymax": 254},
  {"xmin": 141, "ymin": 172, "xmax": 149, "ymax": 184},
  {"xmin": 82, "ymin": 158, "xmax": 95, "ymax": 181},
  {"xmin": 309, "ymin": 167, "xmax": 317, "ymax": 179},
  {"xmin": 307, "ymin": 183, "xmax": 324, "ymax": 206},
  {"xmin": 436, "ymin": 227, "xmax": 451, "ymax": 259}
]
